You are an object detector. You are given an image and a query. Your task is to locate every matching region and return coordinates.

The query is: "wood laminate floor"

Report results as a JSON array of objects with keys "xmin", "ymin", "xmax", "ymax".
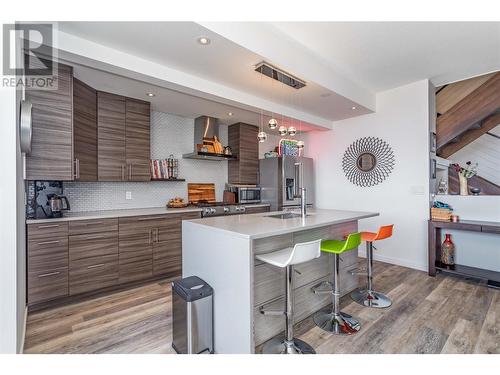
[{"xmin": 24, "ymin": 260, "xmax": 500, "ymax": 354}]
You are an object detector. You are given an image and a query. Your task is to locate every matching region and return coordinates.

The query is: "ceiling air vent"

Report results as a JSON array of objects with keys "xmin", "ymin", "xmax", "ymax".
[{"xmin": 255, "ymin": 62, "xmax": 306, "ymax": 89}]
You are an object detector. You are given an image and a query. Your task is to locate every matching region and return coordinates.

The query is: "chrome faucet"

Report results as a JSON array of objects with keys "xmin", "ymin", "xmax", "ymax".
[{"xmin": 294, "ymin": 162, "xmax": 307, "ymax": 218}]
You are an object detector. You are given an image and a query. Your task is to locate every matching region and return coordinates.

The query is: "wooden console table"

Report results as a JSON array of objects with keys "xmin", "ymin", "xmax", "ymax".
[{"xmin": 428, "ymin": 219, "xmax": 500, "ymax": 287}]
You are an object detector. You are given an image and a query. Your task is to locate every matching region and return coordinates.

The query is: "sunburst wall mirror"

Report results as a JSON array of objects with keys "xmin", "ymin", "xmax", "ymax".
[{"xmin": 342, "ymin": 137, "xmax": 395, "ymax": 187}]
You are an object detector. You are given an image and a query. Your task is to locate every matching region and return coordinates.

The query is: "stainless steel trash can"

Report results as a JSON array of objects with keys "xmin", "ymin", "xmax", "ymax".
[{"xmin": 172, "ymin": 276, "xmax": 214, "ymax": 354}]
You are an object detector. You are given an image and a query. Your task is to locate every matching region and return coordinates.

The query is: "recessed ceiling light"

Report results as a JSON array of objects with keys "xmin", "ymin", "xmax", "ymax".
[
  {"xmin": 197, "ymin": 37, "xmax": 211, "ymax": 45},
  {"xmin": 146, "ymin": 92, "xmax": 155, "ymax": 97},
  {"xmin": 351, "ymin": 106, "xmax": 357, "ymax": 110},
  {"xmin": 228, "ymin": 112, "xmax": 233, "ymax": 116}
]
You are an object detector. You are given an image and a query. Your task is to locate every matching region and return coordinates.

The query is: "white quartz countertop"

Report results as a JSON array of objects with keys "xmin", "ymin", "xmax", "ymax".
[
  {"xmin": 185, "ymin": 208, "xmax": 379, "ymax": 240},
  {"xmin": 26, "ymin": 204, "xmax": 271, "ymax": 224}
]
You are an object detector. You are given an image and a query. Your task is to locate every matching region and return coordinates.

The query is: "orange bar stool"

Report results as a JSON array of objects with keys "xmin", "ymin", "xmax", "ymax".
[{"xmin": 351, "ymin": 225, "xmax": 394, "ymax": 308}]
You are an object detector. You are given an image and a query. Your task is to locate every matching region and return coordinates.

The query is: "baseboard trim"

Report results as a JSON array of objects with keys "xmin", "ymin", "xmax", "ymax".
[
  {"xmin": 20, "ymin": 306, "xmax": 27, "ymax": 354},
  {"xmin": 358, "ymin": 249, "xmax": 427, "ymax": 273}
]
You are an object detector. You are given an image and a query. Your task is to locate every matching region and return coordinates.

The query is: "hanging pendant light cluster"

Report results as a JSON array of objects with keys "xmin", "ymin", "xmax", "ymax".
[{"xmin": 255, "ymin": 63, "xmax": 304, "ymax": 148}]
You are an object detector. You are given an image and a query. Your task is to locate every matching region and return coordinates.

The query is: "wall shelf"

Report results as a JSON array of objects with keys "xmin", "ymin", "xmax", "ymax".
[{"xmin": 150, "ymin": 178, "xmax": 186, "ymax": 182}]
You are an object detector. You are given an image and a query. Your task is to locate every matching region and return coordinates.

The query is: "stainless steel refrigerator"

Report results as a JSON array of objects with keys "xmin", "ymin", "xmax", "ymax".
[{"xmin": 259, "ymin": 156, "xmax": 314, "ymax": 211}]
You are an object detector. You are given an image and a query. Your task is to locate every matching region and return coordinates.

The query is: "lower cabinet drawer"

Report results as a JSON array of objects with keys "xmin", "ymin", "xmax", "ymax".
[
  {"xmin": 69, "ymin": 231, "xmax": 118, "ymax": 261},
  {"xmin": 28, "ymin": 236, "xmax": 68, "ymax": 273},
  {"xmin": 28, "ymin": 268, "xmax": 69, "ymax": 304},
  {"xmin": 254, "ymin": 276, "xmax": 331, "ymax": 346},
  {"xmin": 69, "ymin": 254, "xmax": 119, "ymax": 295}
]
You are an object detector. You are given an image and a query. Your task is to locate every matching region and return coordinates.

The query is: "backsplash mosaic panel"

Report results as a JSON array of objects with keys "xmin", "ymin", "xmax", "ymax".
[{"xmin": 64, "ymin": 111, "xmax": 228, "ymax": 212}]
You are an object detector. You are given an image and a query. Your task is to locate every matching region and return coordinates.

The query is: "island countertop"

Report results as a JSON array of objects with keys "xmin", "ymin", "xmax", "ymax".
[{"xmin": 185, "ymin": 208, "xmax": 379, "ymax": 240}]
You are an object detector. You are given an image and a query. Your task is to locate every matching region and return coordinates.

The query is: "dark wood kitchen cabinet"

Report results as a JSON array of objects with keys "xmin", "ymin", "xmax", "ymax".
[
  {"xmin": 153, "ymin": 212, "xmax": 200, "ymax": 278},
  {"xmin": 118, "ymin": 216, "xmax": 154, "ymax": 283},
  {"xmin": 68, "ymin": 219, "xmax": 119, "ymax": 295},
  {"xmin": 97, "ymin": 93, "xmax": 151, "ymax": 181},
  {"xmin": 97, "ymin": 91, "xmax": 127, "ymax": 181},
  {"xmin": 125, "ymin": 98, "xmax": 151, "ymax": 181},
  {"xmin": 27, "ymin": 211, "xmax": 201, "ymax": 308},
  {"xmin": 228, "ymin": 123, "xmax": 259, "ymax": 185},
  {"xmin": 73, "ymin": 78, "xmax": 98, "ymax": 181},
  {"xmin": 25, "ymin": 60, "xmax": 74, "ymax": 181},
  {"xmin": 27, "ymin": 222, "xmax": 69, "ymax": 305}
]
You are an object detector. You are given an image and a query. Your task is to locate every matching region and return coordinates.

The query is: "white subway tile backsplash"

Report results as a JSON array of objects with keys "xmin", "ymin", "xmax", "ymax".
[{"xmin": 64, "ymin": 111, "xmax": 228, "ymax": 212}]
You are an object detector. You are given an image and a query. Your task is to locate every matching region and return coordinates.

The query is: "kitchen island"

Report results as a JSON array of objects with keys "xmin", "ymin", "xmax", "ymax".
[{"xmin": 182, "ymin": 208, "xmax": 378, "ymax": 353}]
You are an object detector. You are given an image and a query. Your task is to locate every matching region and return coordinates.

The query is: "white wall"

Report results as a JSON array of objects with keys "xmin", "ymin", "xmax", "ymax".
[
  {"xmin": 304, "ymin": 80, "xmax": 431, "ymax": 271},
  {"xmin": 435, "ymin": 195, "xmax": 500, "ymax": 272},
  {"xmin": 0, "ymin": 25, "xmax": 24, "ymax": 353}
]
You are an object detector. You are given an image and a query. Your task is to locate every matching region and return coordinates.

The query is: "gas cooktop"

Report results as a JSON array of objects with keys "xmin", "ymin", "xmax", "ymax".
[{"xmin": 191, "ymin": 201, "xmax": 247, "ymax": 217}]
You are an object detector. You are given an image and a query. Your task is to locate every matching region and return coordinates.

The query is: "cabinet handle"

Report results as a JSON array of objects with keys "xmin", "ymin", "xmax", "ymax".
[
  {"xmin": 36, "ymin": 240, "xmax": 60, "ymax": 245},
  {"xmin": 83, "ymin": 221, "xmax": 104, "ymax": 225},
  {"xmin": 82, "ymin": 233, "xmax": 111, "ymax": 240},
  {"xmin": 149, "ymin": 229, "xmax": 152, "ymax": 244},
  {"xmin": 37, "ymin": 224, "xmax": 59, "ymax": 229},
  {"xmin": 74, "ymin": 158, "xmax": 80, "ymax": 180},
  {"xmin": 87, "ymin": 263, "xmax": 105, "ymax": 269},
  {"xmin": 155, "ymin": 228, "xmax": 159, "ymax": 243},
  {"xmin": 138, "ymin": 217, "xmax": 161, "ymax": 221},
  {"xmin": 121, "ymin": 165, "xmax": 126, "ymax": 181},
  {"xmin": 38, "ymin": 271, "xmax": 60, "ymax": 278},
  {"xmin": 129, "ymin": 164, "xmax": 132, "ymax": 180}
]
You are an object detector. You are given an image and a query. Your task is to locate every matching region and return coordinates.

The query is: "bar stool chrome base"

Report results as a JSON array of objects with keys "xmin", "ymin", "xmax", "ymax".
[
  {"xmin": 261, "ymin": 337, "xmax": 316, "ymax": 354},
  {"xmin": 351, "ymin": 289, "xmax": 392, "ymax": 308},
  {"xmin": 313, "ymin": 310, "xmax": 361, "ymax": 335}
]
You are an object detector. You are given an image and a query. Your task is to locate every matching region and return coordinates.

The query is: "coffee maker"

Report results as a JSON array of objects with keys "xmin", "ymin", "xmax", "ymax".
[
  {"xmin": 46, "ymin": 194, "xmax": 71, "ymax": 218},
  {"xmin": 26, "ymin": 181, "xmax": 71, "ymax": 219}
]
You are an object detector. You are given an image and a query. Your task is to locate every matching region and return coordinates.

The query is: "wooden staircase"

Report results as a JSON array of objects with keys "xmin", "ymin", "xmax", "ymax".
[{"xmin": 436, "ymin": 72, "xmax": 500, "ymax": 153}]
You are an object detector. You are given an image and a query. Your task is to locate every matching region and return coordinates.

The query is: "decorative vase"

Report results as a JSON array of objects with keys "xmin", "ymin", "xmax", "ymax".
[
  {"xmin": 459, "ymin": 174, "xmax": 468, "ymax": 196},
  {"xmin": 441, "ymin": 234, "xmax": 455, "ymax": 266}
]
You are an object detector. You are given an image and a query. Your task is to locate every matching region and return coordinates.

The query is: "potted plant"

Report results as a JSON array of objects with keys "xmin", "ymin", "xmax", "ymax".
[{"xmin": 451, "ymin": 161, "xmax": 478, "ymax": 196}]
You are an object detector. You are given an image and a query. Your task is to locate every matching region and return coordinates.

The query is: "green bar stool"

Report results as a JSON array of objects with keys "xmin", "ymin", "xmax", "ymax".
[{"xmin": 313, "ymin": 232, "xmax": 362, "ymax": 335}]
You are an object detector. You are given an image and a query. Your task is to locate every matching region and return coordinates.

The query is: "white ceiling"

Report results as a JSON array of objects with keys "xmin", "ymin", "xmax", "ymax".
[
  {"xmin": 57, "ymin": 22, "xmax": 372, "ymax": 123},
  {"xmin": 271, "ymin": 22, "xmax": 500, "ymax": 91},
  {"xmin": 72, "ymin": 63, "xmax": 320, "ymax": 132},
  {"xmin": 56, "ymin": 21, "xmax": 499, "ymax": 130}
]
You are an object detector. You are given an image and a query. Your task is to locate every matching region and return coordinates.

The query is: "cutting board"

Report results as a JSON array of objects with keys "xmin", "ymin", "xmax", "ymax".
[{"xmin": 188, "ymin": 183, "xmax": 216, "ymax": 204}]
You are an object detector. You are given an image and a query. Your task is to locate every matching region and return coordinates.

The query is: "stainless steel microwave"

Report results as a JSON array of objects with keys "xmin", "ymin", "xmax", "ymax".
[{"xmin": 226, "ymin": 185, "xmax": 261, "ymax": 204}]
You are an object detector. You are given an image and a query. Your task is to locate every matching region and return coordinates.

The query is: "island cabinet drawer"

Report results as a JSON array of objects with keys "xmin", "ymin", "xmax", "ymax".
[
  {"xmin": 28, "ymin": 268, "xmax": 69, "ymax": 304},
  {"xmin": 254, "ymin": 276, "xmax": 331, "ymax": 346},
  {"xmin": 28, "ymin": 237, "xmax": 68, "ymax": 273},
  {"xmin": 68, "ymin": 218, "xmax": 118, "ymax": 235},
  {"xmin": 28, "ymin": 222, "xmax": 68, "ymax": 239},
  {"xmin": 69, "ymin": 254, "xmax": 119, "ymax": 295},
  {"xmin": 253, "ymin": 253, "xmax": 332, "ymax": 306},
  {"xmin": 339, "ymin": 247, "xmax": 358, "ymax": 268},
  {"xmin": 69, "ymin": 231, "xmax": 118, "ymax": 261}
]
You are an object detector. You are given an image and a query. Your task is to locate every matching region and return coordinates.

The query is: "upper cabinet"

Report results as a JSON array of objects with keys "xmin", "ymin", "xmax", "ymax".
[
  {"xmin": 97, "ymin": 92, "xmax": 151, "ymax": 181},
  {"xmin": 25, "ymin": 60, "xmax": 74, "ymax": 181},
  {"xmin": 24, "ymin": 60, "xmax": 152, "ymax": 182},
  {"xmin": 97, "ymin": 92, "xmax": 127, "ymax": 181},
  {"xmin": 228, "ymin": 123, "xmax": 259, "ymax": 185},
  {"xmin": 125, "ymin": 98, "xmax": 151, "ymax": 181},
  {"xmin": 73, "ymin": 78, "xmax": 97, "ymax": 181}
]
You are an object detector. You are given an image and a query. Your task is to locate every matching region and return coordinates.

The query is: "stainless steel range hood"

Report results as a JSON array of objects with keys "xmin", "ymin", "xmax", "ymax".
[{"xmin": 183, "ymin": 116, "xmax": 236, "ymax": 161}]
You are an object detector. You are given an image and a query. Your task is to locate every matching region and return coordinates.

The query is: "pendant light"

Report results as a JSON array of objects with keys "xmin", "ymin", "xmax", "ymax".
[
  {"xmin": 278, "ymin": 125, "xmax": 288, "ymax": 136},
  {"xmin": 268, "ymin": 118, "xmax": 278, "ymax": 129},
  {"xmin": 287, "ymin": 126, "xmax": 297, "ymax": 136},
  {"xmin": 257, "ymin": 67, "xmax": 268, "ymax": 142}
]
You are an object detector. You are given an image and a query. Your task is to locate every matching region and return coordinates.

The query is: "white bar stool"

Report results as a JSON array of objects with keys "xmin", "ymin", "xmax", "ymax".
[{"xmin": 256, "ymin": 239, "xmax": 322, "ymax": 354}]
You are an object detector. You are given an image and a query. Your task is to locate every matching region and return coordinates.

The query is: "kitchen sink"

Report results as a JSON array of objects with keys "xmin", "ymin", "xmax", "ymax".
[{"xmin": 267, "ymin": 213, "xmax": 305, "ymax": 219}]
